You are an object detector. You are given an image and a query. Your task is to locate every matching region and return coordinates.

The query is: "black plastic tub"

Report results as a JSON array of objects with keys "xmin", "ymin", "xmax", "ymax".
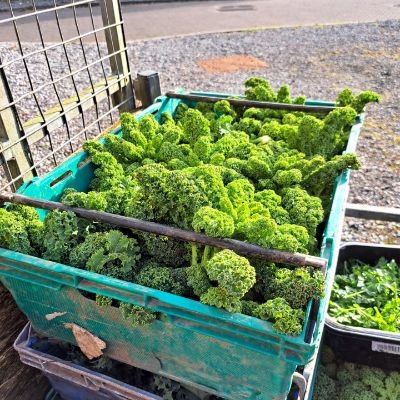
[{"xmin": 325, "ymin": 242, "xmax": 400, "ymax": 370}]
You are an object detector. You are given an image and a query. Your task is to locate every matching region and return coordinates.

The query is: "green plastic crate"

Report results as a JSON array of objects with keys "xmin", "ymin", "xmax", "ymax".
[{"xmin": 0, "ymin": 92, "xmax": 364, "ymax": 400}]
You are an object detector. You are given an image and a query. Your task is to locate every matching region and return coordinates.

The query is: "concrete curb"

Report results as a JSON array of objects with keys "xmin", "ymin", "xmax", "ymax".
[{"xmin": 124, "ymin": 19, "xmax": 378, "ymax": 43}]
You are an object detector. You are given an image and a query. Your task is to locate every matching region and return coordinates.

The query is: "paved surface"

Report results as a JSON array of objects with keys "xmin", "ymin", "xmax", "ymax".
[
  {"xmin": 0, "ymin": 0, "xmax": 172, "ymax": 12},
  {"xmin": 0, "ymin": 0, "xmax": 399, "ymax": 41}
]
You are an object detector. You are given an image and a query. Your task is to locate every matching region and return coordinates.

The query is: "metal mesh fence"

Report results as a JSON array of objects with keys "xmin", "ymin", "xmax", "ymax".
[{"xmin": 0, "ymin": 0, "xmax": 135, "ymax": 192}]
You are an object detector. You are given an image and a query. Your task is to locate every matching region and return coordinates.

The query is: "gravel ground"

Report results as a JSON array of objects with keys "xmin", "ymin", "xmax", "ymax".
[{"xmin": 0, "ymin": 19, "xmax": 399, "ymax": 243}]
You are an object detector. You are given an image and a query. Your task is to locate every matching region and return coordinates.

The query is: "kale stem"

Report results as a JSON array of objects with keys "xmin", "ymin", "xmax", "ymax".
[
  {"xmin": 202, "ymin": 245, "xmax": 210, "ymax": 265},
  {"xmin": 345, "ymin": 289, "xmax": 367, "ymax": 298},
  {"xmin": 209, "ymin": 247, "xmax": 215, "ymax": 259},
  {"xmin": 191, "ymin": 243, "xmax": 198, "ymax": 267}
]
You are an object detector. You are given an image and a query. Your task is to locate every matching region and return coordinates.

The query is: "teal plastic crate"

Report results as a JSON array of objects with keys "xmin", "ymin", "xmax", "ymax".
[{"xmin": 0, "ymin": 92, "xmax": 364, "ymax": 400}]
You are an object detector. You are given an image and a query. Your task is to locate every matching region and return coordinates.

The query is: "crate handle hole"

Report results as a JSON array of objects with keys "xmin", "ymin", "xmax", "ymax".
[{"xmin": 50, "ymin": 171, "xmax": 73, "ymax": 187}]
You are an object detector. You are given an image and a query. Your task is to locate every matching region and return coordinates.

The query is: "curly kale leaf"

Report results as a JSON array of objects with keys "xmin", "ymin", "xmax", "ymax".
[
  {"xmin": 336, "ymin": 88, "xmax": 381, "ymax": 114},
  {"xmin": 139, "ymin": 232, "xmax": 190, "ymax": 267},
  {"xmin": 0, "ymin": 208, "xmax": 35, "ymax": 255},
  {"xmin": 187, "ymin": 262, "xmax": 212, "ymax": 297},
  {"xmin": 253, "ymin": 297, "xmax": 305, "ymax": 336},
  {"xmin": 42, "ymin": 210, "xmax": 79, "ymax": 263},
  {"xmin": 244, "ymin": 77, "xmax": 276, "ymax": 102},
  {"xmin": 281, "ymin": 187, "xmax": 324, "ymax": 236},
  {"xmin": 136, "ymin": 261, "xmax": 188, "ymax": 296},
  {"xmin": 119, "ymin": 303, "xmax": 157, "ymax": 327},
  {"xmin": 200, "ymin": 287, "xmax": 242, "ymax": 313},
  {"xmin": 269, "ymin": 267, "xmax": 325, "ymax": 308},
  {"xmin": 203, "ymin": 249, "xmax": 256, "ymax": 300},
  {"xmin": 180, "ymin": 108, "xmax": 211, "ymax": 145},
  {"xmin": 62, "ymin": 188, "xmax": 108, "ymax": 211},
  {"xmin": 192, "ymin": 206, "xmax": 235, "ymax": 238},
  {"xmin": 70, "ymin": 230, "xmax": 140, "ymax": 281},
  {"xmin": 7, "ymin": 204, "xmax": 44, "ymax": 255}
]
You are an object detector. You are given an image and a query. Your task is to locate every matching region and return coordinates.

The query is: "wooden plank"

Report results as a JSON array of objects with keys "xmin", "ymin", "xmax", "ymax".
[
  {"xmin": 0, "ymin": 68, "xmax": 34, "ymax": 189},
  {"xmin": 0, "ymin": 193, "xmax": 328, "ymax": 270},
  {"xmin": 166, "ymin": 91, "xmax": 337, "ymax": 113},
  {"xmin": 345, "ymin": 203, "xmax": 400, "ymax": 223},
  {"xmin": 99, "ymin": 0, "xmax": 135, "ymax": 112}
]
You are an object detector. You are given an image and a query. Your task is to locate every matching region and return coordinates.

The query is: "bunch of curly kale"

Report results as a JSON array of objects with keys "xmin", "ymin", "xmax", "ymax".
[
  {"xmin": 314, "ymin": 346, "xmax": 400, "ymax": 400},
  {"xmin": 0, "ymin": 78, "xmax": 380, "ymax": 335}
]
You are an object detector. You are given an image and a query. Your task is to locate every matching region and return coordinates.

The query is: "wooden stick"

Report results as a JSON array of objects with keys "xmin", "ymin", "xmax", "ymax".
[
  {"xmin": 166, "ymin": 91, "xmax": 337, "ymax": 114},
  {"xmin": 0, "ymin": 193, "xmax": 327, "ymax": 270},
  {"xmin": 346, "ymin": 203, "xmax": 400, "ymax": 223}
]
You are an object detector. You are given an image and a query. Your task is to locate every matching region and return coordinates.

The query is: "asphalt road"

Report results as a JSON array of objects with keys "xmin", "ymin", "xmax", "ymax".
[{"xmin": 0, "ymin": 0, "xmax": 399, "ymax": 41}]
